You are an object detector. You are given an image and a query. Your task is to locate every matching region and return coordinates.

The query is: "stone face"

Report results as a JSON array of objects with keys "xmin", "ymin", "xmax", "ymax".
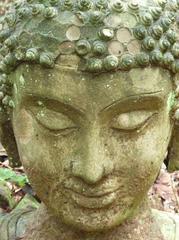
[
  {"xmin": 8, "ymin": 63, "xmax": 178, "ymax": 239},
  {"xmin": 0, "ymin": 0, "xmax": 179, "ymax": 239}
]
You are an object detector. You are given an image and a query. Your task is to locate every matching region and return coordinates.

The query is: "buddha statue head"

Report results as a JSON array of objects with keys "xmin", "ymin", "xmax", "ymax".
[{"xmin": 0, "ymin": 0, "xmax": 179, "ymax": 236}]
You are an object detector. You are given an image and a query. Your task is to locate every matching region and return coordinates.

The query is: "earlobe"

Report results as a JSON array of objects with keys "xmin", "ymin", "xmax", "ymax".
[
  {"xmin": 0, "ymin": 118, "xmax": 21, "ymax": 167},
  {"xmin": 168, "ymin": 118, "xmax": 179, "ymax": 172},
  {"xmin": 167, "ymin": 83, "xmax": 179, "ymax": 172}
]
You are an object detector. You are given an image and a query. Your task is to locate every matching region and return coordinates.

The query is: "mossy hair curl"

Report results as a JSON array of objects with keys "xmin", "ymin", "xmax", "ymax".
[{"xmin": 1, "ymin": 0, "xmax": 179, "ymax": 110}]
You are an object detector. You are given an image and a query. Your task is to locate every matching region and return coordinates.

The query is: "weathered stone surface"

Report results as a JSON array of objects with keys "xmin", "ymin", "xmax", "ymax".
[
  {"xmin": 0, "ymin": 1, "xmax": 12, "ymax": 16},
  {"xmin": 0, "ymin": 1, "xmax": 179, "ymax": 239}
]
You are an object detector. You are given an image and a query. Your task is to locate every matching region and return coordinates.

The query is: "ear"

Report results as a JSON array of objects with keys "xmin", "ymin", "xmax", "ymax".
[
  {"xmin": 167, "ymin": 118, "xmax": 179, "ymax": 172},
  {"xmin": 0, "ymin": 116, "xmax": 21, "ymax": 167}
]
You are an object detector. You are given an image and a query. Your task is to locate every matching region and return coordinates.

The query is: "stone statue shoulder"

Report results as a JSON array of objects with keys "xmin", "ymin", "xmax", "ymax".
[
  {"xmin": 0, "ymin": 195, "xmax": 39, "ymax": 240},
  {"xmin": 152, "ymin": 209, "xmax": 179, "ymax": 240}
]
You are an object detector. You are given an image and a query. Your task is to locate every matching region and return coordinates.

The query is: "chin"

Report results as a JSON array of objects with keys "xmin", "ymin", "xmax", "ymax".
[{"xmin": 48, "ymin": 199, "xmax": 137, "ymax": 232}]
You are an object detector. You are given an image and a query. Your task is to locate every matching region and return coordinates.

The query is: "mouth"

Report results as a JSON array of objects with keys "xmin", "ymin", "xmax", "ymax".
[{"xmin": 65, "ymin": 188, "xmax": 119, "ymax": 209}]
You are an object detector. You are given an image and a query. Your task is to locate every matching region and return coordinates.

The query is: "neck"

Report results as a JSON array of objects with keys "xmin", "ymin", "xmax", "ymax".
[{"xmin": 24, "ymin": 200, "xmax": 164, "ymax": 240}]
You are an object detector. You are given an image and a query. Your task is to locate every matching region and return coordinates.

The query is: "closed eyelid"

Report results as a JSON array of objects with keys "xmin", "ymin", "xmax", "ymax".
[
  {"xmin": 110, "ymin": 111, "xmax": 158, "ymax": 132},
  {"xmin": 99, "ymin": 92, "xmax": 164, "ymax": 122},
  {"xmin": 27, "ymin": 108, "xmax": 79, "ymax": 137}
]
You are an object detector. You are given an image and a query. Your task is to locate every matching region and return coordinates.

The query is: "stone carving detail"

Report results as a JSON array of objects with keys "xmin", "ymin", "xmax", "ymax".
[
  {"xmin": 1, "ymin": 1, "xmax": 179, "ymax": 239},
  {"xmin": 1, "ymin": 0, "xmax": 179, "ymax": 111},
  {"xmin": 1, "ymin": 0, "xmax": 179, "ymax": 72}
]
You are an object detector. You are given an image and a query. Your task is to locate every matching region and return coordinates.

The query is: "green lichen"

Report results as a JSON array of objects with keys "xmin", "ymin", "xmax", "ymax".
[{"xmin": 167, "ymin": 91, "xmax": 176, "ymax": 112}]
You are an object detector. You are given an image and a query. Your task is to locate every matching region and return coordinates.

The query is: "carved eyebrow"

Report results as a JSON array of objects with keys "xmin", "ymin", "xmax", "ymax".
[
  {"xmin": 23, "ymin": 94, "xmax": 86, "ymax": 121},
  {"xmin": 99, "ymin": 91, "xmax": 164, "ymax": 117},
  {"xmin": 22, "ymin": 91, "xmax": 164, "ymax": 122}
]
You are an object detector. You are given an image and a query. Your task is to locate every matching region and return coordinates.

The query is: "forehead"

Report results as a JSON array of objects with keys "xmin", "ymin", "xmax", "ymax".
[{"xmin": 13, "ymin": 63, "xmax": 173, "ymax": 111}]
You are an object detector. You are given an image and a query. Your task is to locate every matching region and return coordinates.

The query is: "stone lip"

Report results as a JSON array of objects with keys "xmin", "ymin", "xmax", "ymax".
[
  {"xmin": 65, "ymin": 188, "xmax": 119, "ymax": 209},
  {"xmin": 64, "ymin": 185, "xmax": 120, "ymax": 197}
]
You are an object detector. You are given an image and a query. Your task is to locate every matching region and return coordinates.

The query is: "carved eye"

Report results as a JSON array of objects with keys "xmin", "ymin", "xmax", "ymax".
[
  {"xmin": 110, "ymin": 110, "xmax": 157, "ymax": 131},
  {"xmin": 30, "ymin": 107, "xmax": 78, "ymax": 135}
]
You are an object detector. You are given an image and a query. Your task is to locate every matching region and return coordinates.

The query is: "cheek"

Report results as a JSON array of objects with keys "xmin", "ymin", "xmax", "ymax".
[
  {"xmin": 13, "ymin": 110, "xmax": 78, "ymax": 201},
  {"xmin": 107, "ymin": 113, "xmax": 171, "ymax": 188},
  {"xmin": 13, "ymin": 109, "xmax": 77, "ymax": 179},
  {"xmin": 13, "ymin": 109, "xmax": 34, "ymax": 145}
]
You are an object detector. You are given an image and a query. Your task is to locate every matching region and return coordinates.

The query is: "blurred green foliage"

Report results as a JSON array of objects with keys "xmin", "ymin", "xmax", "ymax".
[{"xmin": 0, "ymin": 168, "xmax": 29, "ymax": 187}]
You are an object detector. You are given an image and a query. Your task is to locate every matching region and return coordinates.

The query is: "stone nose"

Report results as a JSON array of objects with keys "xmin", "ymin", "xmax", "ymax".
[
  {"xmin": 71, "ymin": 159, "xmax": 105, "ymax": 185},
  {"xmin": 71, "ymin": 124, "xmax": 112, "ymax": 185}
]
